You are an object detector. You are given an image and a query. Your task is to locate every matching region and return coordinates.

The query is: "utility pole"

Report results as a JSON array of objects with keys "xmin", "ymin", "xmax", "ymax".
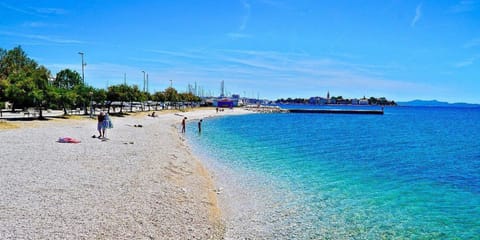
[
  {"xmin": 146, "ymin": 73, "xmax": 149, "ymax": 93},
  {"xmin": 78, "ymin": 52, "xmax": 87, "ymax": 115},
  {"xmin": 142, "ymin": 71, "xmax": 146, "ymax": 92},
  {"xmin": 170, "ymin": 79, "xmax": 173, "ymax": 88},
  {"xmin": 78, "ymin": 52, "xmax": 86, "ymax": 84}
]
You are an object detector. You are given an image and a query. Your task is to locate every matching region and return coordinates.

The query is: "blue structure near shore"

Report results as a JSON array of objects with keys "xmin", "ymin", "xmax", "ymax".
[{"xmin": 213, "ymin": 97, "xmax": 238, "ymax": 108}]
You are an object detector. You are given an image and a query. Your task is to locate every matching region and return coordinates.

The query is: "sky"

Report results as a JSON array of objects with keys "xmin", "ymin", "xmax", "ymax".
[{"xmin": 1, "ymin": 0, "xmax": 479, "ymax": 103}]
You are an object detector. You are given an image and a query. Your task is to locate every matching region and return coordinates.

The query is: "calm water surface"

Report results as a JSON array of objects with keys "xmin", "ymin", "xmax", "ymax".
[{"xmin": 187, "ymin": 106, "xmax": 480, "ymax": 239}]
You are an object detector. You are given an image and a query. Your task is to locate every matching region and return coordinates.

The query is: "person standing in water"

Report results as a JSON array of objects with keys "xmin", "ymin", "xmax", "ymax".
[
  {"xmin": 181, "ymin": 117, "xmax": 187, "ymax": 133},
  {"xmin": 198, "ymin": 119, "xmax": 202, "ymax": 133}
]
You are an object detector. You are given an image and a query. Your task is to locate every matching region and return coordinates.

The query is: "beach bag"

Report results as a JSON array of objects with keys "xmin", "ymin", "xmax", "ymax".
[{"xmin": 106, "ymin": 114, "xmax": 113, "ymax": 129}]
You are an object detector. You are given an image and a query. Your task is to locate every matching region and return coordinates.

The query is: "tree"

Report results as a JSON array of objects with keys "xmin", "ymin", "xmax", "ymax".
[
  {"xmin": 74, "ymin": 84, "xmax": 95, "ymax": 115},
  {"xmin": 107, "ymin": 84, "xmax": 130, "ymax": 113},
  {"xmin": 30, "ymin": 65, "xmax": 51, "ymax": 119},
  {"xmin": 152, "ymin": 91, "xmax": 166, "ymax": 102},
  {"xmin": 164, "ymin": 87, "xmax": 179, "ymax": 102},
  {"xmin": 53, "ymin": 69, "xmax": 82, "ymax": 90},
  {"xmin": 0, "ymin": 46, "xmax": 52, "ymax": 118},
  {"xmin": 93, "ymin": 88, "xmax": 107, "ymax": 110},
  {"xmin": 0, "ymin": 46, "xmax": 36, "ymax": 80},
  {"xmin": 53, "ymin": 69, "xmax": 82, "ymax": 115},
  {"xmin": 0, "ymin": 48, "xmax": 6, "ymax": 101}
]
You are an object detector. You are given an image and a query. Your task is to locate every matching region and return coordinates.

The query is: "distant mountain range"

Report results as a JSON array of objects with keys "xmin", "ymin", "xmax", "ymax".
[{"xmin": 397, "ymin": 100, "xmax": 480, "ymax": 107}]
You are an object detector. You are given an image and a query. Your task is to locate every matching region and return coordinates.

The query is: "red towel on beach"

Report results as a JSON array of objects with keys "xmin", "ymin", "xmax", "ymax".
[{"xmin": 58, "ymin": 137, "xmax": 81, "ymax": 143}]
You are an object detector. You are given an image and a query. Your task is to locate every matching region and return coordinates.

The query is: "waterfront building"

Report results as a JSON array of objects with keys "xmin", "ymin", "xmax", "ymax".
[{"xmin": 308, "ymin": 97, "xmax": 328, "ymax": 105}]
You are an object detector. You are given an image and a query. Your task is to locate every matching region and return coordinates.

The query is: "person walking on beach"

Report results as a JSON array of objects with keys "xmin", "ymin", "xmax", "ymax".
[
  {"xmin": 97, "ymin": 111, "xmax": 107, "ymax": 138},
  {"xmin": 181, "ymin": 117, "xmax": 187, "ymax": 133},
  {"xmin": 198, "ymin": 119, "xmax": 202, "ymax": 133}
]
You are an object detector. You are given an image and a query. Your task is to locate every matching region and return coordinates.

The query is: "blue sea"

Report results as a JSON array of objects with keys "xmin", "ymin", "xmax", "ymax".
[{"xmin": 187, "ymin": 106, "xmax": 480, "ymax": 239}]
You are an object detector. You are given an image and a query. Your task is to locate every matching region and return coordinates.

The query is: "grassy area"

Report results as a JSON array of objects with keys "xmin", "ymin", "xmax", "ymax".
[{"xmin": 0, "ymin": 120, "xmax": 19, "ymax": 129}]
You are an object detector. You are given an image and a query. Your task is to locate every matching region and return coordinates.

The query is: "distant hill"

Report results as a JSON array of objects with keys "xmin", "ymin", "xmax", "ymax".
[{"xmin": 397, "ymin": 100, "xmax": 480, "ymax": 107}]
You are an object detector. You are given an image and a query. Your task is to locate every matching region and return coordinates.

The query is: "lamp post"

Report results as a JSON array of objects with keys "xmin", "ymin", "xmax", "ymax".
[
  {"xmin": 142, "ymin": 71, "xmax": 146, "ymax": 92},
  {"xmin": 170, "ymin": 79, "xmax": 173, "ymax": 88},
  {"xmin": 89, "ymin": 91, "xmax": 93, "ymax": 118},
  {"xmin": 78, "ymin": 52, "xmax": 87, "ymax": 114},
  {"xmin": 146, "ymin": 73, "xmax": 149, "ymax": 93},
  {"xmin": 78, "ymin": 52, "xmax": 86, "ymax": 84}
]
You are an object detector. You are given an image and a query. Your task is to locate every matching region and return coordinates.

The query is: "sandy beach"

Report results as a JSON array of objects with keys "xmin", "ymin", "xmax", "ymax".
[{"xmin": 0, "ymin": 108, "xmax": 251, "ymax": 239}]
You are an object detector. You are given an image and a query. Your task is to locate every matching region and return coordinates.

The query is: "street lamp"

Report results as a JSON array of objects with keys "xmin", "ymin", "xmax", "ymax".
[
  {"xmin": 170, "ymin": 79, "xmax": 173, "ymax": 88},
  {"xmin": 78, "ymin": 52, "xmax": 86, "ymax": 84},
  {"xmin": 89, "ymin": 91, "xmax": 93, "ymax": 118},
  {"xmin": 142, "ymin": 70, "xmax": 146, "ymax": 92}
]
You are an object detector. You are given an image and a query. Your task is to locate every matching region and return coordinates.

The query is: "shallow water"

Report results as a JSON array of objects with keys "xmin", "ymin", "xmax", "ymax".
[{"xmin": 187, "ymin": 106, "xmax": 480, "ymax": 238}]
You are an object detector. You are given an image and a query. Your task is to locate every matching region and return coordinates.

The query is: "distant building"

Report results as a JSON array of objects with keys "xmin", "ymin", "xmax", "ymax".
[
  {"xmin": 309, "ymin": 97, "xmax": 328, "ymax": 105},
  {"xmin": 213, "ymin": 96, "xmax": 239, "ymax": 108},
  {"xmin": 359, "ymin": 98, "xmax": 369, "ymax": 105}
]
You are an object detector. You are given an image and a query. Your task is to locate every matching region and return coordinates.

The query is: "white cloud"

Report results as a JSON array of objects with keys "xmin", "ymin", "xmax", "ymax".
[
  {"xmin": 454, "ymin": 56, "xmax": 477, "ymax": 67},
  {"xmin": 227, "ymin": 32, "xmax": 252, "ymax": 39},
  {"xmin": 0, "ymin": 31, "xmax": 83, "ymax": 44},
  {"xmin": 145, "ymin": 49, "xmax": 202, "ymax": 59},
  {"xmin": 464, "ymin": 38, "xmax": 480, "ymax": 48},
  {"xmin": 53, "ymin": 47, "xmax": 427, "ymax": 99},
  {"xmin": 0, "ymin": 2, "xmax": 66, "ymax": 17},
  {"xmin": 226, "ymin": 1, "xmax": 252, "ymax": 40},
  {"xmin": 22, "ymin": 21, "xmax": 66, "ymax": 28},
  {"xmin": 240, "ymin": 1, "xmax": 251, "ymax": 31},
  {"xmin": 411, "ymin": 3, "xmax": 422, "ymax": 27},
  {"xmin": 36, "ymin": 8, "xmax": 67, "ymax": 15},
  {"xmin": 450, "ymin": 0, "xmax": 478, "ymax": 13}
]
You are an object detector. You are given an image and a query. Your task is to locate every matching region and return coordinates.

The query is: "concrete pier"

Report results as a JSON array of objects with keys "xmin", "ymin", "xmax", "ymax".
[{"xmin": 288, "ymin": 109, "xmax": 384, "ymax": 115}]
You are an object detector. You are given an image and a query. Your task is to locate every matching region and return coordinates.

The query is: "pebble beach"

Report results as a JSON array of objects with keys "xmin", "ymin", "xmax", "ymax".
[{"xmin": 0, "ymin": 108, "xmax": 250, "ymax": 239}]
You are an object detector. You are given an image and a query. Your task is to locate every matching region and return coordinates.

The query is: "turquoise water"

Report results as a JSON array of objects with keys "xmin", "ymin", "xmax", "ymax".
[{"xmin": 187, "ymin": 106, "xmax": 480, "ymax": 238}]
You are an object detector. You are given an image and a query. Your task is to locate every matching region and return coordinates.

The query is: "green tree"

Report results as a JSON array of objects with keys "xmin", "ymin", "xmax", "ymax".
[
  {"xmin": 93, "ymin": 88, "xmax": 107, "ymax": 110},
  {"xmin": 53, "ymin": 69, "xmax": 82, "ymax": 115},
  {"xmin": 164, "ymin": 87, "xmax": 179, "ymax": 102},
  {"xmin": 0, "ymin": 46, "xmax": 36, "ymax": 80},
  {"xmin": 0, "ymin": 48, "xmax": 6, "ymax": 101},
  {"xmin": 30, "ymin": 65, "xmax": 51, "ymax": 119},
  {"xmin": 54, "ymin": 69, "xmax": 82, "ymax": 90},
  {"xmin": 0, "ymin": 46, "xmax": 51, "ymax": 118},
  {"xmin": 180, "ymin": 92, "xmax": 202, "ymax": 102},
  {"xmin": 152, "ymin": 91, "xmax": 165, "ymax": 102},
  {"xmin": 107, "ymin": 84, "xmax": 130, "ymax": 113},
  {"xmin": 74, "ymin": 84, "xmax": 95, "ymax": 115}
]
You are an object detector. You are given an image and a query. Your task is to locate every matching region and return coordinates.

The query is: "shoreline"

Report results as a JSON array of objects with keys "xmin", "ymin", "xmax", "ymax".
[{"xmin": 0, "ymin": 107, "xmax": 253, "ymax": 239}]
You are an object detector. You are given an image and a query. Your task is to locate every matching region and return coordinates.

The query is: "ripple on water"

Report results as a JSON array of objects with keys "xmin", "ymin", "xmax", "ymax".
[{"xmin": 187, "ymin": 107, "xmax": 480, "ymax": 238}]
